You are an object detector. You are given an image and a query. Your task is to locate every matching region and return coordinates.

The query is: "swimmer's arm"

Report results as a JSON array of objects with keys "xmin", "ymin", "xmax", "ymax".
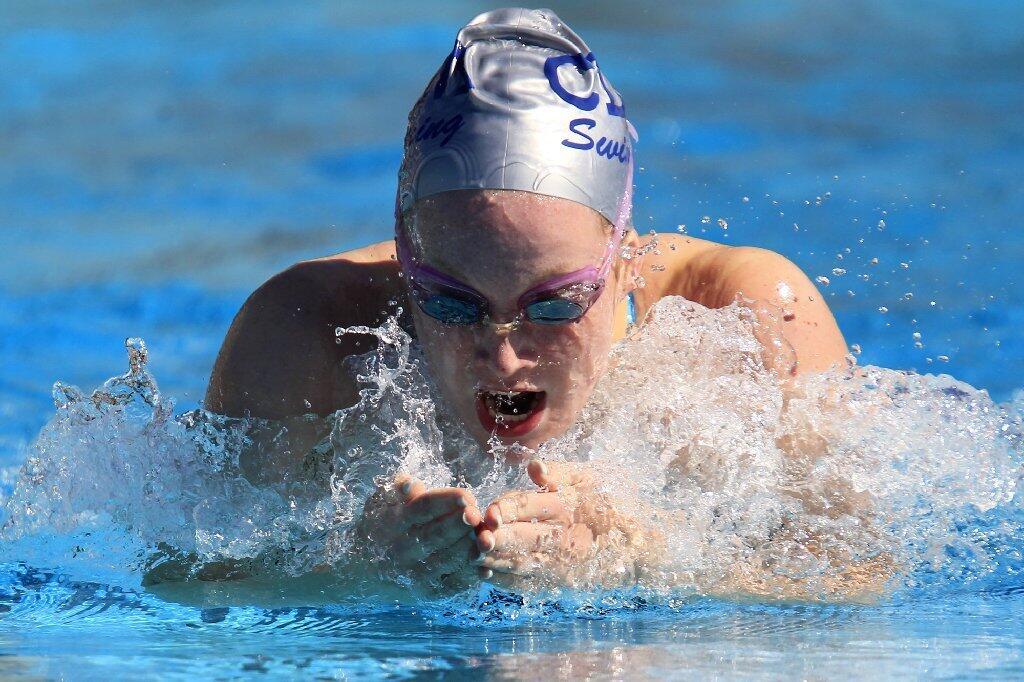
[
  {"xmin": 710, "ymin": 534, "xmax": 896, "ymax": 605},
  {"xmin": 696, "ymin": 247, "xmax": 848, "ymax": 376},
  {"xmin": 205, "ymin": 263, "xmax": 361, "ymax": 420}
]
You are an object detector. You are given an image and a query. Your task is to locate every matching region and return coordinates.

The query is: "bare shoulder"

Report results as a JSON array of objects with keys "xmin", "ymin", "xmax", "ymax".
[
  {"xmin": 646, "ymin": 235, "xmax": 847, "ymax": 374},
  {"xmin": 205, "ymin": 239, "xmax": 403, "ymax": 418}
]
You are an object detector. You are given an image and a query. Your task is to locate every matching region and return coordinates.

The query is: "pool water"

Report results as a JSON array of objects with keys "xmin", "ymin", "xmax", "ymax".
[{"xmin": 2, "ymin": 0, "xmax": 1023, "ymax": 678}]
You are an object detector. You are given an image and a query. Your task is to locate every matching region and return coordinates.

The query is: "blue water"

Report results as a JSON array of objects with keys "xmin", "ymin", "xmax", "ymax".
[{"xmin": 2, "ymin": 1, "xmax": 1023, "ymax": 678}]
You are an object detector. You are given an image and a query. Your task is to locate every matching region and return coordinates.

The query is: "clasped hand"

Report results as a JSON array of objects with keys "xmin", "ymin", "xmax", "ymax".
[{"xmin": 356, "ymin": 460, "xmax": 641, "ymax": 591}]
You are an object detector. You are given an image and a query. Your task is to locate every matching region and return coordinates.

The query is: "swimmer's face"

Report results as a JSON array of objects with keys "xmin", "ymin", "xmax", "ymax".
[{"xmin": 402, "ymin": 190, "xmax": 629, "ymax": 455}]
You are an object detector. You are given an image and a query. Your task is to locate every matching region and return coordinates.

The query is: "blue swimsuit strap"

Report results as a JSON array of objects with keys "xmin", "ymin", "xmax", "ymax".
[{"xmin": 625, "ymin": 290, "xmax": 637, "ymax": 326}]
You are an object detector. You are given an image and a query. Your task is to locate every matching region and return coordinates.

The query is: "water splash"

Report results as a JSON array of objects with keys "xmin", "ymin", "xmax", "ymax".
[{"xmin": 1, "ymin": 299, "xmax": 1022, "ymax": 605}]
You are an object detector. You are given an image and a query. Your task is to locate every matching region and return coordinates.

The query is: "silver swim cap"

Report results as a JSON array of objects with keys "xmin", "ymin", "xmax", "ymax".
[{"xmin": 397, "ymin": 7, "xmax": 637, "ymax": 230}]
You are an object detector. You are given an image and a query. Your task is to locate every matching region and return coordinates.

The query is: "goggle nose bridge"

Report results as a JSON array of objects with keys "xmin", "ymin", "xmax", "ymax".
[{"xmin": 481, "ymin": 313, "xmax": 523, "ymax": 335}]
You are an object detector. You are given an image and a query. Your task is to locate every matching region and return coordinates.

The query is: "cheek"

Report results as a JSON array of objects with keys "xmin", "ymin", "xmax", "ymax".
[
  {"xmin": 412, "ymin": 314, "xmax": 473, "ymax": 382},
  {"xmin": 531, "ymin": 302, "xmax": 616, "ymax": 384}
]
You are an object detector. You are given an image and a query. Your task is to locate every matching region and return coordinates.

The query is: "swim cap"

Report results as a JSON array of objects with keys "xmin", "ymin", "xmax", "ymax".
[{"xmin": 397, "ymin": 7, "xmax": 637, "ymax": 231}]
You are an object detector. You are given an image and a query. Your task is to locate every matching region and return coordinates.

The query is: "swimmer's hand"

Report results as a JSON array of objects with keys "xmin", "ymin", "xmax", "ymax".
[
  {"xmin": 475, "ymin": 460, "xmax": 658, "ymax": 589},
  {"xmin": 353, "ymin": 474, "xmax": 484, "ymax": 591}
]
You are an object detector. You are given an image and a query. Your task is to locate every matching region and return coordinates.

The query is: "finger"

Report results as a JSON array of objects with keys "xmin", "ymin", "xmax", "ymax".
[
  {"xmin": 482, "ymin": 491, "xmax": 568, "ymax": 531},
  {"xmin": 477, "ymin": 553, "xmax": 543, "ymax": 577},
  {"xmin": 491, "ymin": 521, "xmax": 564, "ymax": 555},
  {"xmin": 476, "ymin": 528, "xmax": 496, "ymax": 554},
  {"xmin": 527, "ymin": 459, "xmax": 593, "ymax": 492},
  {"xmin": 412, "ymin": 507, "xmax": 481, "ymax": 550},
  {"xmin": 393, "ymin": 474, "xmax": 426, "ymax": 502},
  {"xmin": 404, "ymin": 487, "xmax": 477, "ymax": 525},
  {"xmin": 463, "ymin": 505, "xmax": 483, "ymax": 530}
]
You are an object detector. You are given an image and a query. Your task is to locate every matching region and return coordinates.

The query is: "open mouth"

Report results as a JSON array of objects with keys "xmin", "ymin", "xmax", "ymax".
[{"xmin": 475, "ymin": 389, "xmax": 547, "ymax": 437}]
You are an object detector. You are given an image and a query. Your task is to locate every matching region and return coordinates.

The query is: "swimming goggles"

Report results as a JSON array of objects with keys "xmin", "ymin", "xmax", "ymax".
[{"xmin": 395, "ymin": 226, "xmax": 625, "ymax": 329}]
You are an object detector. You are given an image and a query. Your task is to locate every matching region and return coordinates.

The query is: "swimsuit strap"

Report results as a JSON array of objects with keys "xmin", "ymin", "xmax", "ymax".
[{"xmin": 626, "ymin": 290, "xmax": 637, "ymax": 326}]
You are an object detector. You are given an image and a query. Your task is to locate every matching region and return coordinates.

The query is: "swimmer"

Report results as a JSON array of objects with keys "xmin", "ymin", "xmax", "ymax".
[{"xmin": 205, "ymin": 8, "xmax": 864, "ymax": 597}]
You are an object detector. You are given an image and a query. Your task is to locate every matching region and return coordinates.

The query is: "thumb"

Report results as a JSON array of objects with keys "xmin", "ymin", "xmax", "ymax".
[
  {"xmin": 392, "ymin": 473, "xmax": 425, "ymax": 502},
  {"xmin": 527, "ymin": 459, "xmax": 594, "ymax": 492}
]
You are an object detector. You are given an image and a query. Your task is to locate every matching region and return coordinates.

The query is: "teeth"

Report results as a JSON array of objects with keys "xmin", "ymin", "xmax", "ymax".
[{"xmin": 482, "ymin": 391, "xmax": 536, "ymax": 423}]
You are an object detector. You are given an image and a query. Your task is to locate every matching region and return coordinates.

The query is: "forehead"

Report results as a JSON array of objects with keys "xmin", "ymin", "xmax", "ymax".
[{"xmin": 408, "ymin": 189, "xmax": 609, "ymax": 280}]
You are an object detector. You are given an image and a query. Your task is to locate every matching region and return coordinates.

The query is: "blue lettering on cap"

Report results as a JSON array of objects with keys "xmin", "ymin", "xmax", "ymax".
[
  {"xmin": 544, "ymin": 52, "xmax": 626, "ymax": 119},
  {"xmin": 561, "ymin": 117, "xmax": 630, "ymax": 163},
  {"xmin": 562, "ymin": 118, "xmax": 596, "ymax": 149},
  {"xmin": 544, "ymin": 52, "xmax": 599, "ymax": 111},
  {"xmin": 415, "ymin": 114, "xmax": 465, "ymax": 147}
]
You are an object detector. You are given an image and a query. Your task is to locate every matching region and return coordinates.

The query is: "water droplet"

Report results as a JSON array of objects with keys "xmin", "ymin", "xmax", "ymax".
[
  {"xmin": 777, "ymin": 281, "xmax": 796, "ymax": 301},
  {"xmin": 717, "ymin": 218, "xmax": 728, "ymax": 229},
  {"xmin": 831, "ymin": 268, "xmax": 847, "ymax": 276},
  {"xmin": 701, "ymin": 216, "xmax": 711, "ymax": 224},
  {"xmin": 937, "ymin": 355, "xmax": 950, "ymax": 363},
  {"xmin": 850, "ymin": 343, "xmax": 862, "ymax": 355},
  {"xmin": 878, "ymin": 306, "xmax": 889, "ymax": 313},
  {"xmin": 815, "ymin": 276, "xmax": 831, "ymax": 286},
  {"xmin": 126, "ymin": 337, "xmax": 148, "ymax": 375},
  {"xmin": 676, "ymin": 224, "xmax": 687, "ymax": 233},
  {"xmin": 741, "ymin": 196, "xmax": 750, "ymax": 203}
]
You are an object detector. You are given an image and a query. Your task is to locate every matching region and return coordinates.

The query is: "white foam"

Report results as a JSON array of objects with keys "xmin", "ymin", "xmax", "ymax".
[{"xmin": 1, "ymin": 298, "xmax": 1021, "ymax": 599}]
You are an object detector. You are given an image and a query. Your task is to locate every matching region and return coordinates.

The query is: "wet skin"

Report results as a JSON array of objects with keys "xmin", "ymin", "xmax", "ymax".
[{"xmin": 206, "ymin": 189, "xmax": 849, "ymax": 589}]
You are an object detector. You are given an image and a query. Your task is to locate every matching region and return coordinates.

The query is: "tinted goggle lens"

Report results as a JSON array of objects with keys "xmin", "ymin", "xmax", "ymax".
[
  {"xmin": 420, "ymin": 293, "xmax": 483, "ymax": 325},
  {"xmin": 524, "ymin": 298, "xmax": 585, "ymax": 324}
]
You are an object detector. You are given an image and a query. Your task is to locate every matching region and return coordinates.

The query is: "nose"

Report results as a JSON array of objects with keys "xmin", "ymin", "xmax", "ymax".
[{"xmin": 474, "ymin": 327, "xmax": 535, "ymax": 378}]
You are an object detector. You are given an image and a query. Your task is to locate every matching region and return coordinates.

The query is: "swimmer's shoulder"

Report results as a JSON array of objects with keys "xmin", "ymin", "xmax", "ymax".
[
  {"xmin": 645, "ymin": 233, "xmax": 814, "ymax": 308},
  {"xmin": 643, "ymin": 233, "xmax": 847, "ymax": 373},
  {"xmin": 205, "ymin": 239, "xmax": 404, "ymax": 419}
]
